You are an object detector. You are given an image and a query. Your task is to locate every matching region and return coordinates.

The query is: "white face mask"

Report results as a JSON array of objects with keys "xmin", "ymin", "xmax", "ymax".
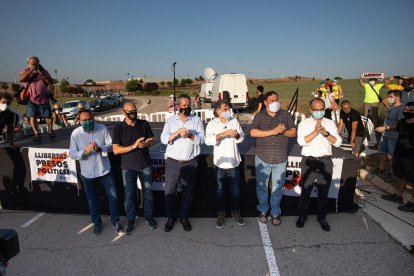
[
  {"xmin": 221, "ymin": 110, "xmax": 231, "ymax": 120},
  {"xmin": 369, "ymin": 81, "xmax": 376, "ymax": 86},
  {"xmin": 268, "ymin": 101, "xmax": 280, "ymax": 113},
  {"xmin": 388, "ymin": 97, "xmax": 395, "ymax": 105},
  {"xmin": 55, "ymin": 110, "xmax": 60, "ymax": 114},
  {"xmin": 0, "ymin": 103, "xmax": 7, "ymax": 111}
]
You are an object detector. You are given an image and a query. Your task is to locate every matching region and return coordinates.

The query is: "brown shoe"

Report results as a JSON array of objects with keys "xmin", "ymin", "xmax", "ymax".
[
  {"xmin": 271, "ymin": 216, "xmax": 281, "ymax": 226},
  {"xmin": 258, "ymin": 213, "xmax": 268, "ymax": 224}
]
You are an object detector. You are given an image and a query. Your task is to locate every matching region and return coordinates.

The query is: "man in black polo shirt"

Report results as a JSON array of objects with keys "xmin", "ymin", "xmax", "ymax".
[
  {"xmin": 112, "ymin": 102, "xmax": 156, "ymax": 235},
  {"xmin": 0, "ymin": 92, "xmax": 17, "ymax": 147},
  {"xmin": 250, "ymin": 91, "xmax": 297, "ymax": 226},
  {"xmin": 337, "ymin": 100, "xmax": 364, "ymax": 156}
]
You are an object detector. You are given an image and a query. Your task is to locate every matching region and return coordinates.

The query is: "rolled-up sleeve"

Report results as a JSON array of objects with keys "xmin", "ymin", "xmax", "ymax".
[
  {"xmin": 327, "ymin": 121, "xmax": 342, "ymax": 147},
  {"xmin": 191, "ymin": 117, "xmax": 205, "ymax": 145},
  {"xmin": 296, "ymin": 121, "xmax": 309, "ymax": 147},
  {"xmin": 235, "ymin": 121, "xmax": 244, "ymax": 144},
  {"xmin": 69, "ymin": 134, "xmax": 84, "ymax": 160},
  {"xmin": 161, "ymin": 119, "xmax": 172, "ymax": 145},
  {"xmin": 100, "ymin": 127, "xmax": 113, "ymax": 155},
  {"xmin": 205, "ymin": 121, "xmax": 217, "ymax": 146}
]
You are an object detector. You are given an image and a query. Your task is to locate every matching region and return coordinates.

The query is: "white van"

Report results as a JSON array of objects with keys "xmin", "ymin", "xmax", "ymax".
[
  {"xmin": 199, "ymin": 82, "xmax": 213, "ymax": 103},
  {"xmin": 211, "ymin": 73, "xmax": 248, "ymax": 110}
]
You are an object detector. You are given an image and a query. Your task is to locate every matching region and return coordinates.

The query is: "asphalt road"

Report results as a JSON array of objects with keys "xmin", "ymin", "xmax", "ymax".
[
  {"xmin": 1, "ymin": 209, "xmax": 413, "ymax": 276},
  {"xmin": 2, "ymin": 95, "xmax": 413, "ymax": 275}
]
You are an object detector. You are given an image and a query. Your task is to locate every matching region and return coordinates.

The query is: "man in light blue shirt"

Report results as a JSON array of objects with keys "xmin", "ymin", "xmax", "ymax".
[
  {"xmin": 69, "ymin": 110, "xmax": 123, "ymax": 237},
  {"xmin": 160, "ymin": 94, "xmax": 205, "ymax": 232}
]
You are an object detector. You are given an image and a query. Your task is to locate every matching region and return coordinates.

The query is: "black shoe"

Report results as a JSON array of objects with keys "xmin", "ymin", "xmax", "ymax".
[
  {"xmin": 93, "ymin": 224, "xmax": 102, "ymax": 237},
  {"xmin": 125, "ymin": 221, "xmax": 136, "ymax": 235},
  {"xmin": 145, "ymin": 217, "xmax": 158, "ymax": 230},
  {"xmin": 180, "ymin": 219, "xmax": 192, "ymax": 232},
  {"xmin": 317, "ymin": 218, "xmax": 331, "ymax": 232},
  {"xmin": 113, "ymin": 222, "xmax": 124, "ymax": 234},
  {"xmin": 296, "ymin": 216, "xmax": 307, "ymax": 228},
  {"xmin": 165, "ymin": 218, "xmax": 176, "ymax": 232},
  {"xmin": 381, "ymin": 194, "xmax": 404, "ymax": 204}
]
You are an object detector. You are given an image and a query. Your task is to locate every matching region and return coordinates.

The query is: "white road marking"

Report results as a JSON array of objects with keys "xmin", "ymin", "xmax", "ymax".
[
  {"xmin": 21, "ymin": 212, "xmax": 45, "ymax": 228},
  {"xmin": 257, "ymin": 218, "xmax": 281, "ymax": 276}
]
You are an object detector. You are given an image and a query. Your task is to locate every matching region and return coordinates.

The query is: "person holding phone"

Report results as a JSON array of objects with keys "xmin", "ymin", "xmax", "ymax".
[{"xmin": 112, "ymin": 101, "xmax": 157, "ymax": 235}]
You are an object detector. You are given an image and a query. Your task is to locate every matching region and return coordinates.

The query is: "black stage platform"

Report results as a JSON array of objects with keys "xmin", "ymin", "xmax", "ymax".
[{"xmin": 0, "ymin": 122, "xmax": 360, "ymax": 217}]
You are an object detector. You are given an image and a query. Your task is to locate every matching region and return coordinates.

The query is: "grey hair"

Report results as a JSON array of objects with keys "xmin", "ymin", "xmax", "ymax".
[{"xmin": 27, "ymin": 55, "xmax": 39, "ymax": 63}]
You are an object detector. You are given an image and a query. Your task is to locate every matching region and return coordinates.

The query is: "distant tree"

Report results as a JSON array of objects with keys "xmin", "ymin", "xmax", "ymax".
[
  {"xmin": 186, "ymin": 79, "xmax": 193, "ymax": 85},
  {"xmin": 84, "ymin": 79, "xmax": 95, "ymax": 85},
  {"xmin": 125, "ymin": 79, "xmax": 141, "ymax": 92},
  {"xmin": 1, "ymin": 83, "xmax": 8, "ymax": 91},
  {"xmin": 334, "ymin": 76, "xmax": 343, "ymax": 80},
  {"xmin": 194, "ymin": 77, "xmax": 199, "ymax": 81},
  {"xmin": 180, "ymin": 79, "xmax": 186, "ymax": 85},
  {"xmin": 167, "ymin": 81, "xmax": 173, "ymax": 86},
  {"xmin": 139, "ymin": 78, "xmax": 144, "ymax": 84},
  {"xmin": 173, "ymin": 78, "xmax": 179, "ymax": 86},
  {"xmin": 143, "ymin": 82, "xmax": 159, "ymax": 92},
  {"xmin": 11, "ymin": 83, "xmax": 21, "ymax": 93},
  {"xmin": 198, "ymin": 75, "xmax": 204, "ymax": 81},
  {"xmin": 160, "ymin": 81, "xmax": 165, "ymax": 86},
  {"xmin": 59, "ymin": 79, "xmax": 70, "ymax": 94}
]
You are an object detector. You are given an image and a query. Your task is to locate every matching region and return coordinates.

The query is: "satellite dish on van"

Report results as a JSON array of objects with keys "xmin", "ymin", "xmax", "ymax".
[{"xmin": 203, "ymin": 67, "xmax": 217, "ymax": 82}]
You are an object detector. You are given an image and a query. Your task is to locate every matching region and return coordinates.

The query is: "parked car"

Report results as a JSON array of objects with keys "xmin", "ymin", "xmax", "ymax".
[
  {"xmin": 89, "ymin": 99, "xmax": 111, "ymax": 112},
  {"xmin": 104, "ymin": 96, "xmax": 118, "ymax": 107},
  {"xmin": 62, "ymin": 100, "xmax": 90, "ymax": 119},
  {"xmin": 108, "ymin": 95, "xmax": 121, "ymax": 107},
  {"xmin": 115, "ymin": 94, "xmax": 125, "ymax": 102}
]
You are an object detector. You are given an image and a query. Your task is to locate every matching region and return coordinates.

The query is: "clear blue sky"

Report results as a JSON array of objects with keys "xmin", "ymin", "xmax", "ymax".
[{"xmin": 1, "ymin": 0, "xmax": 413, "ymax": 83}]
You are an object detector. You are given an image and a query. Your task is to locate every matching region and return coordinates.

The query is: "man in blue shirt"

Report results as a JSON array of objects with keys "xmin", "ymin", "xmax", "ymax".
[
  {"xmin": 160, "ymin": 94, "xmax": 205, "ymax": 232},
  {"xmin": 69, "ymin": 110, "xmax": 123, "ymax": 236}
]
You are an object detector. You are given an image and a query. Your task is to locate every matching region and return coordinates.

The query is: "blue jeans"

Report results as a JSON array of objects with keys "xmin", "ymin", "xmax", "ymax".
[
  {"xmin": 255, "ymin": 156, "xmax": 287, "ymax": 216},
  {"xmin": 214, "ymin": 166, "xmax": 240, "ymax": 212},
  {"xmin": 122, "ymin": 167, "xmax": 153, "ymax": 221},
  {"xmin": 80, "ymin": 170, "xmax": 120, "ymax": 226}
]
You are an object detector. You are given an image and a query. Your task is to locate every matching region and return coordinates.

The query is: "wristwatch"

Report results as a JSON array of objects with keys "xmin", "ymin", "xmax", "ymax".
[{"xmin": 323, "ymin": 131, "xmax": 330, "ymax": 137}]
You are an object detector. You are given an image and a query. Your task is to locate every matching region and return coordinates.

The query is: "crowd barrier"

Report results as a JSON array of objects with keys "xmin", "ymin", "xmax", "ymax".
[{"xmin": 0, "ymin": 122, "xmax": 360, "ymax": 217}]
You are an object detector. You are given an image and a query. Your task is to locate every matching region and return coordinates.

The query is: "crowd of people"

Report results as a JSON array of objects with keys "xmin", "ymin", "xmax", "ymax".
[{"xmin": 1, "ymin": 56, "xmax": 413, "ymax": 236}]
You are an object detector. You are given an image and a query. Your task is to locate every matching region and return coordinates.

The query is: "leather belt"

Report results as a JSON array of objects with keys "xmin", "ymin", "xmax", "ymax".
[
  {"xmin": 169, "ymin": 158, "xmax": 194, "ymax": 164},
  {"xmin": 307, "ymin": 155, "xmax": 331, "ymax": 160}
]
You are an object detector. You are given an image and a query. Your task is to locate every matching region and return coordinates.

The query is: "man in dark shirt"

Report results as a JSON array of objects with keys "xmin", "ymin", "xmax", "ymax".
[
  {"xmin": 254, "ymin": 85, "xmax": 265, "ymax": 115},
  {"xmin": 0, "ymin": 92, "xmax": 16, "ymax": 147},
  {"xmin": 381, "ymin": 101, "xmax": 414, "ymax": 212},
  {"xmin": 250, "ymin": 91, "xmax": 297, "ymax": 226},
  {"xmin": 112, "ymin": 102, "xmax": 156, "ymax": 235},
  {"xmin": 337, "ymin": 100, "xmax": 364, "ymax": 156}
]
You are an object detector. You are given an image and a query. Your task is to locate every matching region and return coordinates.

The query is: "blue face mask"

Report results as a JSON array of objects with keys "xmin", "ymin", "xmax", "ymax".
[
  {"xmin": 82, "ymin": 119, "xmax": 95, "ymax": 131},
  {"xmin": 312, "ymin": 110, "xmax": 325, "ymax": 120},
  {"xmin": 221, "ymin": 110, "xmax": 231, "ymax": 120}
]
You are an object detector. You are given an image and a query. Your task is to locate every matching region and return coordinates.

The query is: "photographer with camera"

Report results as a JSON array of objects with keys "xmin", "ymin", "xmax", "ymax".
[{"xmin": 19, "ymin": 56, "xmax": 57, "ymax": 140}]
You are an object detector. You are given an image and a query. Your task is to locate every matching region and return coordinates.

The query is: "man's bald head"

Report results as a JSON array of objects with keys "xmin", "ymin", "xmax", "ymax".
[{"xmin": 123, "ymin": 101, "xmax": 137, "ymax": 112}]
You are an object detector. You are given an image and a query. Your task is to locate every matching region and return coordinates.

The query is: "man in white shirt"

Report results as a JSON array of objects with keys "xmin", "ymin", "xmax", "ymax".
[
  {"xmin": 296, "ymin": 98, "xmax": 342, "ymax": 232},
  {"xmin": 205, "ymin": 100, "xmax": 245, "ymax": 229}
]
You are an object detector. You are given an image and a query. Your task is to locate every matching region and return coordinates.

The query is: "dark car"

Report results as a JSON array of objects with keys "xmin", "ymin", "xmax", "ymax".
[
  {"xmin": 104, "ymin": 96, "xmax": 118, "ymax": 108},
  {"xmin": 89, "ymin": 99, "xmax": 111, "ymax": 112},
  {"xmin": 107, "ymin": 95, "xmax": 121, "ymax": 107}
]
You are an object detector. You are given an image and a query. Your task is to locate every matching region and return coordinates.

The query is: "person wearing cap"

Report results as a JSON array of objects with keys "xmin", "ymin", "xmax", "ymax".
[
  {"xmin": 167, "ymin": 95, "xmax": 175, "ymax": 113},
  {"xmin": 313, "ymin": 80, "xmax": 327, "ymax": 98},
  {"xmin": 331, "ymin": 79, "xmax": 344, "ymax": 105},
  {"xmin": 73, "ymin": 102, "xmax": 87, "ymax": 125},
  {"xmin": 359, "ymin": 74, "xmax": 385, "ymax": 127},
  {"xmin": 51, "ymin": 103, "xmax": 68, "ymax": 129}
]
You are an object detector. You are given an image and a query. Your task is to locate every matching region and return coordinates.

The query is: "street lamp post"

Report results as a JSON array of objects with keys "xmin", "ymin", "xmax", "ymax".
[
  {"xmin": 54, "ymin": 69, "xmax": 58, "ymax": 97},
  {"xmin": 172, "ymin": 62, "xmax": 177, "ymax": 112}
]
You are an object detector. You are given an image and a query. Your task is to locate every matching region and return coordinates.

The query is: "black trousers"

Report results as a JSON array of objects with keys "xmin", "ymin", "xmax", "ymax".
[
  {"xmin": 298, "ymin": 157, "xmax": 333, "ymax": 219},
  {"xmin": 164, "ymin": 157, "xmax": 198, "ymax": 220}
]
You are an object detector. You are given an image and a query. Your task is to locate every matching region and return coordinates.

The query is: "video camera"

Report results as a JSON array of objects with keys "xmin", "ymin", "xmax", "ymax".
[{"xmin": 0, "ymin": 229, "xmax": 20, "ymax": 266}]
